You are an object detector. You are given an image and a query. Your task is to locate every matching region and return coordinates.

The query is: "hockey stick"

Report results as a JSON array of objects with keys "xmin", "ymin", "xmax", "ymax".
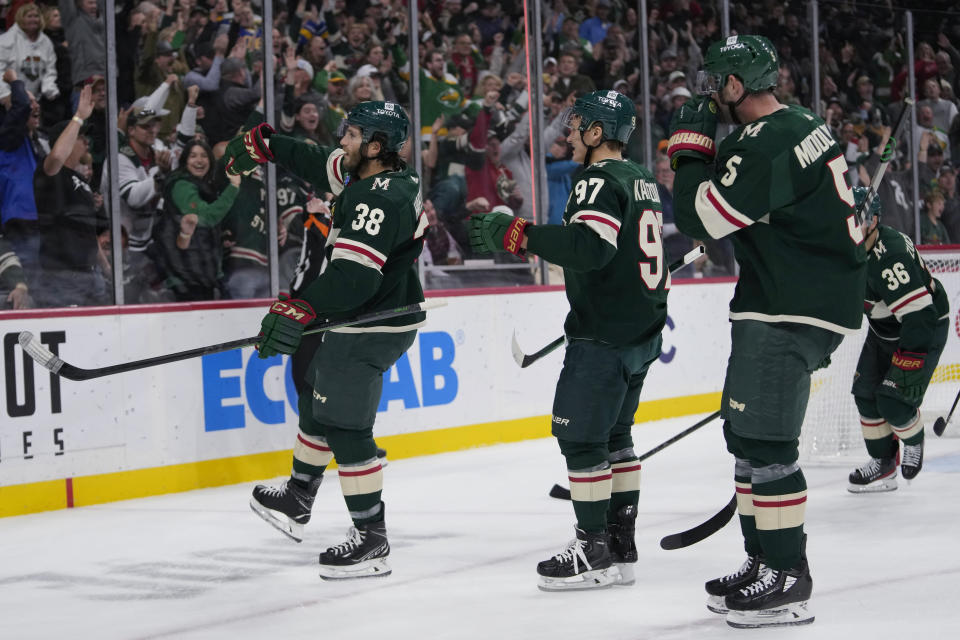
[
  {"xmin": 659, "ymin": 494, "xmax": 737, "ymax": 550},
  {"xmin": 933, "ymin": 387, "xmax": 960, "ymax": 436},
  {"xmin": 549, "ymin": 409, "xmax": 722, "ymax": 501},
  {"xmin": 853, "ymin": 97, "xmax": 914, "ymax": 225},
  {"xmin": 513, "ymin": 245, "xmax": 705, "ymax": 368},
  {"xmin": 17, "ymin": 299, "xmax": 447, "ymax": 382}
]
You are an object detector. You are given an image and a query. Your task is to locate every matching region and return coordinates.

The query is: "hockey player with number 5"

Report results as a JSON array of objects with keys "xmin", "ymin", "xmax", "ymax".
[
  {"xmin": 669, "ymin": 36, "xmax": 867, "ymax": 627},
  {"xmin": 223, "ymin": 102, "xmax": 428, "ymax": 580},
  {"xmin": 469, "ymin": 90, "xmax": 668, "ymax": 591},
  {"xmin": 849, "ymin": 186, "xmax": 948, "ymax": 492}
]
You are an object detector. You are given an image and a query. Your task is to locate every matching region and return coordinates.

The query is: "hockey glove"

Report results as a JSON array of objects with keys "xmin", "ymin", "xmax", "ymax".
[
  {"xmin": 880, "ymin": 349, "xmax": 927, "ymax": 404},
  {"xmin": 225, "ymin": 123, "xmax": 276, "ymax": 176},
  {"xmin": 468, "ymin": 211, "xmax": 529, "ymax": 257},
  {"xmin": 257, "ymin": 297, "xmax": 316, "ymax": 359},
  {"xmin": 667, "ymin": 96, "xmax": 718, "ymax": 170}
]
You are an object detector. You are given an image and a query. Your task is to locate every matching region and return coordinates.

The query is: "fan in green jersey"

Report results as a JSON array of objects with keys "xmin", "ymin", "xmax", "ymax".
[
  {"xmin": 669, "ymin": 35, "xmax": 868, "ymax": 628},
  {"xmin": 470, "ymin": 90, "xmax": 667, "ymax": 592},
  {"xmin": 849, "ymin": 186, "xmax": 948, "ymax": 494},
  {"xmin": 229, "ymin": 102, "xmax": 428, "ymax": 581}
]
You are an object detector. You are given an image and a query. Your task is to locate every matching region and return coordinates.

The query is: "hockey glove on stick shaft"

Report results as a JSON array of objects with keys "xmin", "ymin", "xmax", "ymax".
[
  {"xmin": 258, "ymin": 298, "xmax": 316, "ymax": 358},
  {"xmin": 881, "ymin": 348, "xmax": 927, "ymax": 404}
]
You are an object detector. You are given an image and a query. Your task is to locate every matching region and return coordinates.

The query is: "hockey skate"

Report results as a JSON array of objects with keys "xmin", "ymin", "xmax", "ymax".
[
  {"xmin": 901, "ymin": 441, "xmax": 924, "ymax": 481},
  {"xmin": 537, "ymin": 527, "xmax": 619, "ymax": 592},
  {"xmin": 249, "ymin": 476, "xmax": 321, "ymax": 542},
  {"xmin": 848, "ymin": 456, "xmax": 898, "ymax": 493},
  {"xmin": 724, "ymin": 561, "xmax": 814, "ymax": 628},
  {"xmin": 318, "ymin": 505, "xmax": 391, "ymax": 580},
  {"xmin": 704, "ymin": 554, "xmax": 765, "ymax": 614},
  {"xmin": 608, "ymin": 504, "xmax": 638, "ymax": 586}
]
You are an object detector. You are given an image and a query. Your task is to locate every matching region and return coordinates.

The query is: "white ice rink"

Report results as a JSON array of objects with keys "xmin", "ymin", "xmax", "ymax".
[{"xmin": 1, "ymin": 412, "xmax": 958, "ymax": 640}]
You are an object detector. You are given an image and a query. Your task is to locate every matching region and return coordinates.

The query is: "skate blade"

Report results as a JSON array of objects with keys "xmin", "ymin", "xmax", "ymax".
[
  {"xmin": 613, "ymin": 563, "xmax": 635, "ymax": 587},
  {"xmin": 726, "ymin": 601, "xmax": 815, "ymax": 628},
  {"xmin": 318, "ymin": 558, "xmax": 391, "ymax": 580},
  {"xmin": 706, "ymin": 595, "xmax": 728, "ymax": 614},
  {"xmin": 847, "ymin": 477, "xmax": 898, "ymax": 493},
  {"xmin": 537, "ymin": 566, "xmax": 618, "ymax": 592},
  {"xmin": 249, "ymin": 497, "xmax": 304, "ymax": 542}
]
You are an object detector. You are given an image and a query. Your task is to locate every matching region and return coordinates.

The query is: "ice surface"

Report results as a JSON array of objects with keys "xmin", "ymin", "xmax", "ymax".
[{"xmin": 1, "ymin": 413, "xmax": 958, "ymax": 639}]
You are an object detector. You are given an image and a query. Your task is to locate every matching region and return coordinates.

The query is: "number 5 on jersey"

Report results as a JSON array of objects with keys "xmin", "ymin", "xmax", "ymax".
[{"xmin": 352, "ymin": 203, "xmax": 385, "ymax": 235}]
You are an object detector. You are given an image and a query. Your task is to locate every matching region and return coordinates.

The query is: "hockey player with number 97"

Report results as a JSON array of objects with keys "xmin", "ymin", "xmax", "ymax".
[
  {"xmin": 669, "ymin": 35, "xmax": 867, "ymax": 628},
  {"xmin": 849, "ymin": 186, "xmax": 948, "ymax": 492},
  {"xmin": 469, "ymin": 90, "xmax": 668, "ymax": 591}
]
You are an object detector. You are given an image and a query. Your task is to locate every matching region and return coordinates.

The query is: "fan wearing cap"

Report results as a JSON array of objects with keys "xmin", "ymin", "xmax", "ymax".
[
  {"xmin": 98, "ymin": 100, "xmax": 172, "ymax": 303},
  {"xmin": 669, "ymin": 35, "xmax": 867, "ymax": 627},
  {"xmin": 135, "ymin": 37, "xmax": 185, "ymax": 137},
  {"xmin": 239, "ymin": 103, "xmax": 428, "ymax": 581},
  {"xmin": 470, "ymin": 90, "xmax": 665, "ymax": 592}
]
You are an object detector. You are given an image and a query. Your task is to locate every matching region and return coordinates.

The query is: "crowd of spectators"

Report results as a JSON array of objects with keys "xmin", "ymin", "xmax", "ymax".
[{"xmin": 2, "ymin": 0, "xmax": 960, "ymax": 309}]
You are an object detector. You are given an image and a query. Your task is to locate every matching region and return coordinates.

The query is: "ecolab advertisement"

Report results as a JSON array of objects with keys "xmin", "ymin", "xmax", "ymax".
[{"xmin": 0, "ymin": 283, "xmax": 738, "ymax": 487}]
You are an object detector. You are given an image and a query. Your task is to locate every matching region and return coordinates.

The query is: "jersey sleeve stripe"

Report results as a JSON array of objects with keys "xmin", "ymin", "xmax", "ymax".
[
  {"xmin": 332, "ymin": 239, "xmax": 387, "ymax": 272},
  {"xmin": 694, "ymin": 181, "xmax": 754, "ymax": 239},
  {"xmin": 414, "ymin": 209, "xmax": 428, "ymax": 239},
  {"xmin": 570, "ymin": 210, "xmax": 620, "ymax": 248},
  {"xmin": 890, "ymin": 290, "xmax": 933, "ymax": 319}
]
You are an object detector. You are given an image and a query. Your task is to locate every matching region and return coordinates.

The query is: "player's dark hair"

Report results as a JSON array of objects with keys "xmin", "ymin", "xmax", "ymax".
[
  {"xmin": 369, "ymin": 131, "xmax": 402, "ymax": 170},
  {"xmin": 601, "ymin": 140, "xmax": 624, "ymax": 153}
]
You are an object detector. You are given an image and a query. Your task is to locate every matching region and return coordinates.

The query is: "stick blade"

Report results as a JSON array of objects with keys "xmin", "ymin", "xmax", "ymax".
[
  {"xmin": 934, "ymin": 417, "xmax": 947, "ymax": 437},
  {"xmin": 660, "ymin": 495, "xmax": 737, "ymax": 550},
  {"xmin": 510, "ymin": 330, "xmax": 526, "ymax": 367},
  {"xmin": 18, "ymin": 331, "xmax": 64, "ymax": 373},
  {"xmin": 549, "ymin": 484, "xmax": 571, "ymax": 500}
]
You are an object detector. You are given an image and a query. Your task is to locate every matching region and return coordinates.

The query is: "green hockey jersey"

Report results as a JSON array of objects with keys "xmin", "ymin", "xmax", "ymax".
[
  {"xmin": 864, "ymin": 225, "xmax": 949, "ymax": 350},
  {"xmin": 526, "ymin": 158, "xmax": 668, "ymax": 346},
  {"xmin": 298, "ymin": 172, "xmax": 426, "ymax": 332},
  {"xmin": 675, "ymin": 104, "xmax": 867, "ymax": 334}
]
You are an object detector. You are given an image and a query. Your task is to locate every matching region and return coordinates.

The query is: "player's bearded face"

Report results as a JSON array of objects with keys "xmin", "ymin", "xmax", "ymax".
[
  {"xmin": 715, "ymin": 79, "xmax": 744, "ymax": 124},
  {"xmin": 339, "ymin": 125, "xmax": 364, "ymax": 172}
]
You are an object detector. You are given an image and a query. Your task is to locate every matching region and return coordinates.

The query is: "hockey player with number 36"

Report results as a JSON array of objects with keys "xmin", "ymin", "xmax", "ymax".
[
  {"xmin": 849, "ymin": 186, "xmax": 948, "ymax": 492},
  {"xmin": 669, "ymin": 36, "xmax": 867, "ymax": 627},
  {"xmin": 469, "ymin": 91, "xmax": 668, "ymax": 592},
  {"xmin": 223, "ymin": 102, "xmax": 428, "ymax": 580}
]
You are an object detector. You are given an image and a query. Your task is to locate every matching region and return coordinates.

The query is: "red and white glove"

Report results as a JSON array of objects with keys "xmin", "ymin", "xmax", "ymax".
[{"xmin": 242, "ymin": 122, "xmax": 275, "ymax": 164}]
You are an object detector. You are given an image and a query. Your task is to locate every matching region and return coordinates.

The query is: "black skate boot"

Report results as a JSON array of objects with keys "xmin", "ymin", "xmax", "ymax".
[
  {"xmin": 848, "ymin": 455, "xmax": 897, "ymax": 493},
  {"xmin": 318, "ymin": 503, "xmax": 391, "ymax": 580},
  {"xmin": 608, "ymin": 505, "xmax": 638, "ymax": 586},
  {"xmin": 901, "ymin": 441, "xmax": 924, "ymax": 480},
  {"xmin": 724, "ymin": 561, "xmax": 814, "ymax": 628},
  {"xmin": 704, "ymin": 553, "xmax": 765, "ymax": 614},
  {"xmin": 249, "ymin": 476, "xmax": 321, "ymax": 542},
  {"xmin": 537, "ymin": 527, "xmax": 617, "ymax": 591}
]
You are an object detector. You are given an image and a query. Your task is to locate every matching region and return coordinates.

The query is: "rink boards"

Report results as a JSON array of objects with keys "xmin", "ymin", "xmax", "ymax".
[{"xmin": 2, "ymin": 268, "xmax": 960, "ymax": 517}]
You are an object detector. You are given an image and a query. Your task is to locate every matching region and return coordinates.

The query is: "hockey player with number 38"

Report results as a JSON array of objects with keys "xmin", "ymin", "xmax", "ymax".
[
  {"xmin": 469, "ymin": 91, "xmax": 668, "ymax": 592},
  {"xmin": 848, "ymin": 186, "xmax": 948, "ymax": 492},
  {"xmin": 223, "ymin": 102, "xmax": 428, "ymax": 580},
  {"xmin": 669, "ymin": 36, "xmax": 867, "ymax": 627}
]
